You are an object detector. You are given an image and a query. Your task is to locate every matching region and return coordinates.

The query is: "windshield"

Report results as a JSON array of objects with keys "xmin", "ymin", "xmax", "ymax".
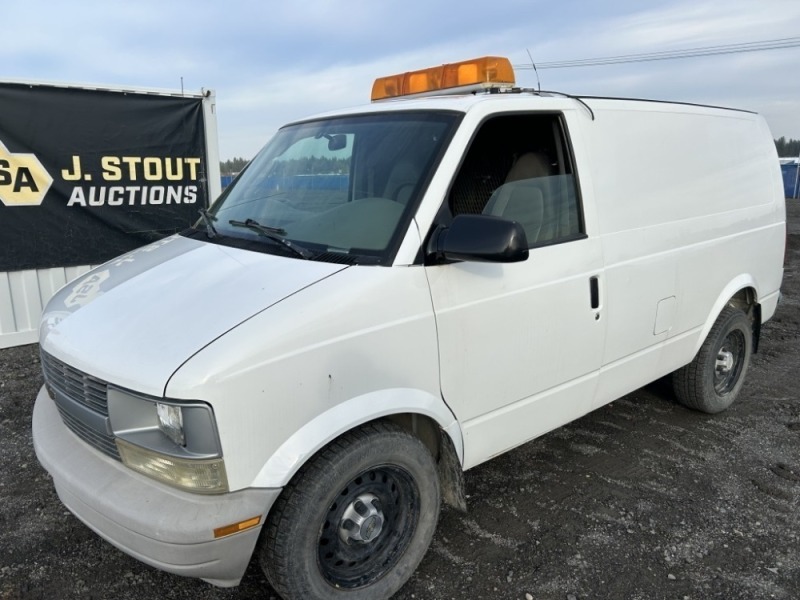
[{"xmin": 206, "ymin": 111, "xmax": 459, "ymax": 264}]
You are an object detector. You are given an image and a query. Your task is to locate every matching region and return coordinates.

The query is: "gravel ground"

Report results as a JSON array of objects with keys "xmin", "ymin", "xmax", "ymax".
[{"xmin": 1, "ymin": 201, "xmax": 799, "ymax": 600}]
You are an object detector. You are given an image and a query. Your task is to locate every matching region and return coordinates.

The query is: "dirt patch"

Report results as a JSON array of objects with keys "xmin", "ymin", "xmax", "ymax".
[{"xmin": 2, "ymin": 201, "xmax": 799, "ymax": 600}]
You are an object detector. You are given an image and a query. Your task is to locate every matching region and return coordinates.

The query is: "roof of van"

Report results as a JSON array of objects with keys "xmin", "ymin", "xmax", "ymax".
[{"xmin": 288, "ymin": 90, "xmax": 757, "ymax": 127}]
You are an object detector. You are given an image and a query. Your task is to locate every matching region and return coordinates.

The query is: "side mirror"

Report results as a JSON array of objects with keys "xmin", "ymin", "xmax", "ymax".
[{"xmin": 431, "ymin": 214, "xmax": 529, "ymax": 263}]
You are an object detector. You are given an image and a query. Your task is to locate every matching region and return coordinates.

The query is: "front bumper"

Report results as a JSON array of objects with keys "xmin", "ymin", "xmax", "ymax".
[{"xmin": 32, "ymin": 385, "xmax": 281, "ymax": 587}]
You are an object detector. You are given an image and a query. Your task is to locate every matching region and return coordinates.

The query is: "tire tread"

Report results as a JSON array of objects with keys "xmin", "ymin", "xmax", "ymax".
[
  {"xmin": 672, "ymin": 306, "xmax": 751, "ymax": 414},
  {"xmin": 261, "ymin": 420, "xmax": 438, "ymax": 600}
]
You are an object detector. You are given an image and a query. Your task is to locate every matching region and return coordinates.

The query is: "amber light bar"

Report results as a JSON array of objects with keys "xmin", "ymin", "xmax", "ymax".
[{"xmin": 371, "ymin": 56, "xmax": 515, "ymax": 101}]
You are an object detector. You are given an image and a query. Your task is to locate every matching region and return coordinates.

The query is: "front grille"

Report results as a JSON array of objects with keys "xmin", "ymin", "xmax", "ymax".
[
  {"xmin": 41, "ymin": 351, "xmax": 120, "ymax": 460},
  {"xmin": 55, "ymin": 403, "xmax": 120, "ymax": 459},
  {"xmin": 40, "ymin": 352, "xmax": 108, "ymax": 415}
]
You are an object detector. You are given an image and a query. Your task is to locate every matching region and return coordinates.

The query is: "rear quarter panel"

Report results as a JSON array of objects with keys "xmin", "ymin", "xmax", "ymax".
[{"xmin": 579, "ymin": 101, "xmax": 784, "ymax": 404}]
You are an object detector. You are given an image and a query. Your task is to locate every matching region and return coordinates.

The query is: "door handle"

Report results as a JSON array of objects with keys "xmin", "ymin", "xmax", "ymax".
[{"xmin": 589, "ymin": 276, "xmax": 600, "ymax": 310}]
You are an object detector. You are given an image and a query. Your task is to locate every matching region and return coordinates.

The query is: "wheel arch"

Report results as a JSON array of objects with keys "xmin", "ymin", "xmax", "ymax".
[
  {"xmin": 251, "ymin": 388, "xmax": 465, "ymax": 497},
  {"xmin": 694, "ymin": 276, "xmax": 761, "ymax": 356},
  {"xmin": 384, "ymin": 412, "xmax": 468, "ymax": 512}
]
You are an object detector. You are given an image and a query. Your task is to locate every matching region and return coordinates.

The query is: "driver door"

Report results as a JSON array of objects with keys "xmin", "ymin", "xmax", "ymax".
[{"xmin": 425, "ymin": 112, "xmax": 606, "ymax": 468}]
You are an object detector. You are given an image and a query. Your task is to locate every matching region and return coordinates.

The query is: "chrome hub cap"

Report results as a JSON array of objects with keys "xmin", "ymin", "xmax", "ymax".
[
  {"xmin": 339, "ymin": 493, "xmax": 385, "ymax": 544},
  {"xmin": 716, "ymin": 349, "xmax": 734, "ymax": 374},
  {"xmin": 713, "ymin": 329, "xmax": 745, "ymax": 395}
]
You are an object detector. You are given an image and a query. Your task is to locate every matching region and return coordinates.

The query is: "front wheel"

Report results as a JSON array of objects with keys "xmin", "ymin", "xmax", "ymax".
[
  {"xmin": 672, "ymin": 306, "xmax": 753, "ymax": 414},
  {"xmin": 260, "ymin": 421, "xmax": 440, "ymax": 600}
]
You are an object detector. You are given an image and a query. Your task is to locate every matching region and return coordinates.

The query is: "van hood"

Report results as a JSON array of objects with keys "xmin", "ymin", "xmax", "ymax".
[{"xmin": 40, "ymin": 235, "xmax": 347, "ymax": 396}]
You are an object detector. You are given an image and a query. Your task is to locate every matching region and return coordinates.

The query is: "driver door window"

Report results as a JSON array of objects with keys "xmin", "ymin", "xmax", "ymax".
[{"xmin": 448, "ymin": 114, "xmax": 584, "ymax": 248}]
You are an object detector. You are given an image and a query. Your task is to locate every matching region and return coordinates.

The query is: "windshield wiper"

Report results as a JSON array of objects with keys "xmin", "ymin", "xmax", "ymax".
[
  {"xmin": 229, "ymin": 218, "xmax": 286, "ymax": 235},
  {"xmin": 228, "ymin": 218, "xmax": 314, "ymax": 259},
  {"xmin": 198, "ymin": 208, "xmax": 219, "ymax": 239}
]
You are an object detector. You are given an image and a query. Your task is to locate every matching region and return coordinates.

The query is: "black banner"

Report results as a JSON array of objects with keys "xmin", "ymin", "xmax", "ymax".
[{"xmin": 0, "ymin": 83, "xmax": 210, "ymax": 272}]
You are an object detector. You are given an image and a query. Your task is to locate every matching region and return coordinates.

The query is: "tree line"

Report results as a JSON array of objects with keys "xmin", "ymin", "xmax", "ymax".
[
  {"xmin": 220, "ymin": 157, "xmax": 249, "ymax": 175},
  {"xmin": 269, "ymin": 157, "xmax": 349, "ymax": 176},
  {"xmin": 221, "ymin": 156, "xmax": 350, "ymax": 176},
  {"xmin": 775, "ymin": 137, "xmax": 800, "ymax": 157}
]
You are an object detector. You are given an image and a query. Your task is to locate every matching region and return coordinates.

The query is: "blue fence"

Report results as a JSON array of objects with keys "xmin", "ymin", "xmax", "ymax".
[{"xmin": 782, "ymin": 163, "xmax": 799, "ymax": 199}]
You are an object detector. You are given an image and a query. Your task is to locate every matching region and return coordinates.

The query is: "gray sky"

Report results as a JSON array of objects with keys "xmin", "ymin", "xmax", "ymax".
[{"xmin": 3, "ymin": 0, "xmax": 799, "ymax": 159}]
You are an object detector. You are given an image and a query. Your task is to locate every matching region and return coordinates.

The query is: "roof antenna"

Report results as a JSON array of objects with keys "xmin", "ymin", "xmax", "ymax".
[
  {"xmin": 526, "ymin": 48, "xmax": 541, "ymax": 93},
  {"xmin": 180, "ymin": 76, "xmax": 184, "ymax": 96}
]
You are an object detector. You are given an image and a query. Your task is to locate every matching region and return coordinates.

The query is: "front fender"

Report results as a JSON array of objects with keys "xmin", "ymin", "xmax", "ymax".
[{"xmin": 251, "ymin": 388, "xmax": 463, "ymax": 488}]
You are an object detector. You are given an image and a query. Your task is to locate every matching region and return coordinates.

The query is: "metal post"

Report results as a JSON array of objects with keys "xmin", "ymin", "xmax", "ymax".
[{"xmin": 795, "ymin": 149, "xmax": 800, "ymax": 199}]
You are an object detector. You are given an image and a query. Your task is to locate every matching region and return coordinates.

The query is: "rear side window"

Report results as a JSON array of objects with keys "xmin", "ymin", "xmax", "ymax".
[{"xmin": 448, "ymin": 114, "xmax": 584, "ymax": 247}]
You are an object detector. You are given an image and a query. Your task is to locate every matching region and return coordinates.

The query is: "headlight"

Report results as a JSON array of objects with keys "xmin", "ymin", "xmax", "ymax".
[
  {"xmin": 117, "ymin": 439, "xmax": 228, "ymax": 494},
  {"xmin": 157, "ymin": 402, "xmax": 185, "ymax": 446},
  {"xmin": 107, "ymin": 387, "xmax": 228, "ymax": 493}
]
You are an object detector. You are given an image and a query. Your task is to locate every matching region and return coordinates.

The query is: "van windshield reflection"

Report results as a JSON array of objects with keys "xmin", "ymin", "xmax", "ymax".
[{"xmin": 206, "ymin": 112, "xmax": 458, "ymax": 264}]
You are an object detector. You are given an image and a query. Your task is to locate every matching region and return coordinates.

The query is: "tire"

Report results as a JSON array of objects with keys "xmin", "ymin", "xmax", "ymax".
[
  {"xmin": 672, "ymin": 306, "xmax": 753, "ymax": 414},
  {"xmin": 260, "ymin": 421, "xmax": 441, "ymax": 600}
]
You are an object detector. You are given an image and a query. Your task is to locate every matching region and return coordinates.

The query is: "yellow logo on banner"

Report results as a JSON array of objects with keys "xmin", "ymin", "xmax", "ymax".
[{"xmin": 0, "ymin": 140, "xmax": 53, "ymax": 206}]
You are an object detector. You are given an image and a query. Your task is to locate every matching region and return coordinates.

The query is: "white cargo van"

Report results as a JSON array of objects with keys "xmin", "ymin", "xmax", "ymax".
[{"xmin": 33, "ymin": 57, "xmax": 785, "ymax": 600}]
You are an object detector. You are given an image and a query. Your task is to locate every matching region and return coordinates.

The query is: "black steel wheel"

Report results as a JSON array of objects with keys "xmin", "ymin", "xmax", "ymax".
[
  {"xmin": 317, "ymin": 465, "xmax": 418, "ymax": 589},
  {"xmin": 713, "ymin": 327, "xmax": 747, "ymax": 396},
  {"xmin": 260, "ymin": 420, "xmax": 440, "ymax": 600},
  {"xmin": 673, "ymin": 306, "xmax": 753, "ymax": 414}
]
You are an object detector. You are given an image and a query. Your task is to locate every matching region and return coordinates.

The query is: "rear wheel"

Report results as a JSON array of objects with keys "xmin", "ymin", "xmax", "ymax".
[
  {"xmin": 261, "ymin": 421, "xmax": 440, "ymax": 600},
  {"xmin": 672, "ymin": 306, "xmax": 753, "ymax": 414}
]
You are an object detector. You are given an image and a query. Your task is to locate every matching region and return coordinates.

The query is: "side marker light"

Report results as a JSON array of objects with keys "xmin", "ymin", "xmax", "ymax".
[{"xmin": 213, "ymin": 516, "xmax": 262, "ymax": 539}]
